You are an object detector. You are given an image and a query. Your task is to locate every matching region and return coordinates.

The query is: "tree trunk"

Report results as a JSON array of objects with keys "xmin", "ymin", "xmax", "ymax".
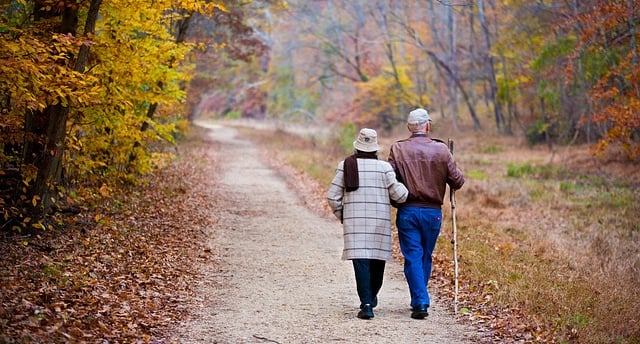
[
  {"xmin": 27, "ymin": 0, "xmax": 103, "ymax": 216},
  {"xmin": 478, "ymin": 0, "xmax": 504, "ymax": 133},
  {"xmin": 540, "ymin": 98, "xmax": 553, "ymax": 151},
  {"xmin": 406, "ymin": 4, "xmax": 480, "ymax": 130},
  {"xmin": 466, "ymin": 5, "xmax": 480, "ymax": 126},
  {"xmin": 143, "ymin": 12, "xmax": 193, "ymax": 124},
  {"xmin": 132, "ymin": 13, "xmax": 194, "ymax": 166},
  {"xmin": 628, "ymin": 0, "xmax": 638, "ymax": 66},
  {"xmin": 426, "ymin": 0, "xmax": 449, "ymax": 123},
  {"xmin": 447, "ymin": 3, "xmax": 459, "ymax": 132},
  {"xmin": 377, "ymin": 3, "xmax": 411, "ymax": 124},
  {"xmin": 425, "ymin": 49, "xmax": 482, "ymax": 130},
  {"xmin": 500, "ymin": 52, "xmax": 513, "ymax": 135}
]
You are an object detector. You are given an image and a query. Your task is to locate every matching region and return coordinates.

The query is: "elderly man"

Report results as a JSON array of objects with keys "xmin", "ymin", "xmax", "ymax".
[
  {"xmin": 327, "ymin": 128, "xmax": 408, "ymax": 320},
  {"xmin": 388, "ymin": 108, "xmax": 465, "ymax": 319}
]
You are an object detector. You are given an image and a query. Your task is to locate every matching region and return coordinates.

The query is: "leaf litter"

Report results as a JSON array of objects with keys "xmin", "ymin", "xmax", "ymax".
[{"xmin": 0, "ymin": 131, "xmax": 220, "ymax": 343}]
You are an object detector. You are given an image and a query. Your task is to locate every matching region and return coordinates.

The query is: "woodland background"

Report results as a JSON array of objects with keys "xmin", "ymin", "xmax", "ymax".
[{"xmin": 1, "ymin": 0, "xmax": 639, "ymax": 343}]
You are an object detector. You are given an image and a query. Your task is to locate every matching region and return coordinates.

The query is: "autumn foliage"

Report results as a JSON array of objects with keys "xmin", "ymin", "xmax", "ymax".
[
  {"xmin": 260, "ymin": 1, "xmax": 639, "ymax": 158},
  {"xmin": 0, "ymin": 0, "xmax": 226, "ymax": 231},
  {"xmin": 1, "ymin": 0, "xmax": 639, "ymax": 342},
  {"xmin": 567, "ymin": 1, "xmax": 640, "ymax": 158}
]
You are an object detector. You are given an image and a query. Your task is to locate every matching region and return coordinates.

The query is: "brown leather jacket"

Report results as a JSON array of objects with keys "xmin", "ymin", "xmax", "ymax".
[{"xmin": 388, "ymin": 134, "xmax": 464, "ymax": 209}]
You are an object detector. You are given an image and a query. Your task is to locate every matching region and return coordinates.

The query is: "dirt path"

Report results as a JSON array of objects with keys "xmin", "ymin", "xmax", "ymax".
[{"xmin": 170, "ymin": 123, "xmax": 476, "ymax": 343}]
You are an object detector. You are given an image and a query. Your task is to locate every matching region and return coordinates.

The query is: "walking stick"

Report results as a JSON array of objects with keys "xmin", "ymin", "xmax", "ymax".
[{"xmin": 448, "ymin": 138, "xmax": 459, "ymax": 314}]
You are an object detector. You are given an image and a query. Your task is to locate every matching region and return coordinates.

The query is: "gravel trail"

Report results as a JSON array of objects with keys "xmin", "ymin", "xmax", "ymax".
[{"xmin": 171, "ymin": 123, "xmax": 475, "ymax": 343}]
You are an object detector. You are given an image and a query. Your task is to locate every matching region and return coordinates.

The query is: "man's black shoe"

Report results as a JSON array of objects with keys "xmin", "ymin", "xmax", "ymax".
[
  {"xmin": 357, "ymin": 304, "xmax": 374, "ymax": 319},
  {"xmin": 410, "ymin": 304, "xmax": 429, "ymax": 319}
]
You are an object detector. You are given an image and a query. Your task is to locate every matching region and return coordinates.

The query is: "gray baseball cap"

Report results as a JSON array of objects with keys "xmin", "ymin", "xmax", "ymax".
[{"xmin": 407, "ymin": 108, "xmax": 430, "ymax": 125}]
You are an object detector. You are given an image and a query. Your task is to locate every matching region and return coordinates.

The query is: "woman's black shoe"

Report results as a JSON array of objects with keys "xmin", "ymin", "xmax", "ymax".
[
  {"xmin": 360, "ymin": 296, "xmax": 378, "ymax": 309},
  {"xmin": 357, "ymin": 304, "xmax": 374, "ymax": 319}
]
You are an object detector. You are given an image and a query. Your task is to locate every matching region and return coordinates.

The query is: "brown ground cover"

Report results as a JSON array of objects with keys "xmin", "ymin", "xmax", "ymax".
[
  {"xmin": 0, "ymin": 128, "xmax": 219, "ymax": 342},
  {"xmin": 1, "ymin": 121, "xmax": 637, "ymax": 343}
]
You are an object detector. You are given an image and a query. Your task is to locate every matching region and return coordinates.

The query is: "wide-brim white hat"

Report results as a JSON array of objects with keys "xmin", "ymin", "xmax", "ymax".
[{"xmin": 353, "ymin": 128, "xmax": 380, "ymax": 152}]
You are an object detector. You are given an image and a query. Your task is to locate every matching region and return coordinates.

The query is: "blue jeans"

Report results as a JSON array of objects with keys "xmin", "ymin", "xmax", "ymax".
[{"xmin": 396, "ymin": 206, "xmax": 442, "ymax": 308}]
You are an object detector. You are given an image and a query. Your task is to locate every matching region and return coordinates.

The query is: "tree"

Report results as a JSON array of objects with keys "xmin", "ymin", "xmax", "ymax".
[
  {"xmin": 477, "ymin": 0, "xmax": 505, "ymax": 132},
  {"xmin": 187, "ymin": 1, "xmax": 280, "ymax": 121},
  {"xmin": 568, "ymin": 0, "xmax": 640, "ymax": 158},
  {"xmin": 1, "ymin": 0, "xmax": 104, "ymax": 223},
  {"xmin": 0, "ymin": 0, "xmax": 227, "ymax": 231}
]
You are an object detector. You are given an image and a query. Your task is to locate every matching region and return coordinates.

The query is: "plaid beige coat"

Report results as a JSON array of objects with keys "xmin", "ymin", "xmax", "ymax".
[{"xmin": 327, "ymin": 158, "xmax": 408, "ymax": 261}]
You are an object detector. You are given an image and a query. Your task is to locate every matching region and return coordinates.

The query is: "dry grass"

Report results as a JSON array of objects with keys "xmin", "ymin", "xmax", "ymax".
[
  {"xmin": 235, "ymin": 119, "xmax": 640, "ymax": 344},
  {"xmin": 452, "ymin": 130, "xmax": 640, "ymax": 343}
]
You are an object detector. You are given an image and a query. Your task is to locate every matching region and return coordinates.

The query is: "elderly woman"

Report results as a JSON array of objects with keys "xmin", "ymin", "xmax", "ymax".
[{"xmin": 327, "ymin": 128, "xmax": 408, "ymax": 320}]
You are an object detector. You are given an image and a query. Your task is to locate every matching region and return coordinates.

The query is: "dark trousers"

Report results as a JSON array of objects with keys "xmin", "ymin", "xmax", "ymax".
[{"xmin": 352, "ymin": 259, "xmax": 386, "ymax": 308}]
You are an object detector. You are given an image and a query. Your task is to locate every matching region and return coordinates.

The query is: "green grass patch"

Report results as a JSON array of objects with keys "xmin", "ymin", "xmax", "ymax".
[
  {"xmin": 41, "ymin": 263, "xmax": 71, "ymax": 286},
  {"xmin": 525, "ymin": 179, "xmax": 548, "ymax": 202},
  {"xmin": 287, "ymin": 152, "xmax": 335, "ymax": 182},
  {"xmin": 559, "ymin": 180, "xmax": 577, "ymax": 194},
  {"xmin": 224, "ymin": 110, "xmax": 243, "ymax": 120},
  {"xmin": 534, "ymin": 164, "xmax": 565, "ymax": 179},
  {"xmin": 566, "ymin": 182, "xmax": 640, "ymax": 232},
  {"xmin": 507, "ymin": 162, "xmax": 534, "ymax": 177},
  {"xmin": 338, "ymin": 122, "xmax": 357, "ymax": 154},
  {"xmin": 466, "ymin": 169, "xmax": 488, "ymax": 180},
  {"xmin": 479, "ymin": 144, "xmax": 503, "ymax": 154},
  {"xmin": 506, "ymin": 162, "xmax": 567, "ymax": 179},
  {"xmin": 595, "ymin": 188, "xmax": 636, "ymax": 208},
  {"xmin": 468, "ymin": 157, "xmax": 493, "ymax": 166}
]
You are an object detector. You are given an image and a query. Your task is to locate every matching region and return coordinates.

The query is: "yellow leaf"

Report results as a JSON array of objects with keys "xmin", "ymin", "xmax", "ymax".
[{"xmin": 99, "ymin": 184, "xmax": 110, "ymax": 197}]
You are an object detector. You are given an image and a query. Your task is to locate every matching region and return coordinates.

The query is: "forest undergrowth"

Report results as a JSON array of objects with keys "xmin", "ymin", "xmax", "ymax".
[
  {"xmin": 0, "ymin": 128, "xmax": 220, "ymax": 342},
  {"xmin": 1, "ymin": 121, "xmax": 638, "ymax": 343},
  {"xmin": 237, "ymin": 120, "xmax": 640, "ymax": 344}
]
